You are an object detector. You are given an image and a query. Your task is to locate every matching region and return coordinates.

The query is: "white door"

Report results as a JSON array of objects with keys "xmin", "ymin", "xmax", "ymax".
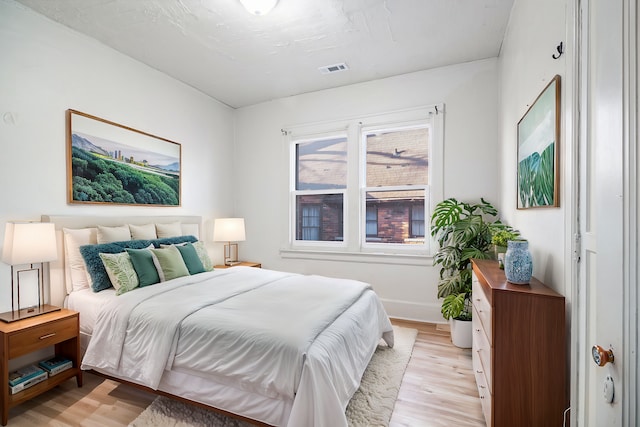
[{"xmin": 574, "ymin": 0, "xmax": 637, "ymax": 425}]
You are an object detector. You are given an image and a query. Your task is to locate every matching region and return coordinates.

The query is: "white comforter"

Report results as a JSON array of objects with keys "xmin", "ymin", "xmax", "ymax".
[{"xmin": 81, "ymin": 267, "xmax": 393, "ymax": 427}]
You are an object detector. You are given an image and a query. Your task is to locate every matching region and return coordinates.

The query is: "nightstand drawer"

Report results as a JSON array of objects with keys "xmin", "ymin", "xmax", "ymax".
[{"xmin": 8, "ymin": 316, "xmax": 77, "ymax": 359}]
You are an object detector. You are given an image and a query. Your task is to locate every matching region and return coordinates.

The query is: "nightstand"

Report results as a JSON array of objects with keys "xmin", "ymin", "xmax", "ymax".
[
  {"xmin": 0, "ymin": 308, "xmax": 82, "ymax": 426},
  {"xmin": 214, "ymin": 261, "xmax": 262, "ymax": 269}
]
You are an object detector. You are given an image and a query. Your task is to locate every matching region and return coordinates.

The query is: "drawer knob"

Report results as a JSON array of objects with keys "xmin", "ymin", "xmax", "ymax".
[
  {"xmin": 39, "ymin": 332, "xmax": 56, "ymax": 340},
  {"xmin": 592, "ymin": 345, "xmax": 614, "ymax": 366}
]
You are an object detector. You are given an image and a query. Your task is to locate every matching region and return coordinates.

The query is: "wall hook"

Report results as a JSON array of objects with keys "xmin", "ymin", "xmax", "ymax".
[{"xmin": 552, "ymin": 42, "xmax": 564, "ymax": 59}]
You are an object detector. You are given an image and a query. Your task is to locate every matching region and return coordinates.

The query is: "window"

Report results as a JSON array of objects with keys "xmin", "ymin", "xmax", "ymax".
[
  {"xmin": 287, "ymin": 105, "xmax": 443, "ymax": 257},
  {"xmin": 292, "ymin": 136, "xmax": 346, "ymax": 243},
  {"xmin": 366, "ymin": 205, "xmax": 378, "ymax": 238},
  {"xmin": 300, "ymin": 205, "xmax": 321, "ymax": 240},
  {"xmin": 410, "ymin": 204, "xmax": 425, "ymax": 238},
  {"xmin": 363, "ymin": 126, "xmax": 427, "ymax": 246}
]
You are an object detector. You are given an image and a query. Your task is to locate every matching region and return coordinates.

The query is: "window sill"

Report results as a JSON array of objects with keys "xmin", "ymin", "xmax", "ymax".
[{"xmin": 279, "ymin": 248, "xmax": 432, "ymax": 266}]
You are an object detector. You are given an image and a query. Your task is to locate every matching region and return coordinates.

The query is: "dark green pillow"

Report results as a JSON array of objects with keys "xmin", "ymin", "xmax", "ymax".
[
  {"xmin": 150, "ymin": 235, "xmax": 198, "ymax": 248},
  {"xmin": 126, "ymin": 248, "xmax": 160, "ymax": 287},
  {"xmin": 175, "ymin": 242, "xmax": 206, "ymax": 275}
]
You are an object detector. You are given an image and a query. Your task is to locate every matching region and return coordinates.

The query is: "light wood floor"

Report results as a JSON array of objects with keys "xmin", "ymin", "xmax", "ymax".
[{"xmin": 6, "ymin": 319, "xmax": 485, "ymax": 427}]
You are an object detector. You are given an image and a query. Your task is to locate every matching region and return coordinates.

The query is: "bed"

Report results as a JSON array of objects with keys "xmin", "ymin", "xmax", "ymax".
[{"xmin": 42, "ymin": 215, "xmax": 394, "ymax": 427}]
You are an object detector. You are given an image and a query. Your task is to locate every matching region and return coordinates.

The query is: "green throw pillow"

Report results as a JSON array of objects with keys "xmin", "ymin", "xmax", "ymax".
[
  {"xmin": 99, "ymin": 252, "xmax": 139, "ymax": 295},
  {"xmin": 150, "ymin": 246, "xmax": 190, "ymax": 281},
  {"xmin": 192, "ymin": 241, "xmax": 214, "ymax": 271},
  {"xmin": 126, "ymin": 248, "xmax": 160, "ymax": 287},
  {"xmin": 175, "ymin": 243, "xmax": 206, "ymax": 275}
]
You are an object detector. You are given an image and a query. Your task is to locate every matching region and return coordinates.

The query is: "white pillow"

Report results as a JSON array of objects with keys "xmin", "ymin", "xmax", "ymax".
[
  {"xmin": 129, "ymin": 223, "xmax": 157, "ymax": 240},
  {"xmin": 97, "ymin": 225, "xmax": 131, "ymax": 244},
  {"xmin": 63, "ymin": 227, "xmax": 97, "ymax": 292},
  {"xmin": 181, "ymin": 223, "xmax": 200, "ymax": 239},
  {"xmin": 155, "ymin": 222, "xmax": 182, "ymax": 238}
]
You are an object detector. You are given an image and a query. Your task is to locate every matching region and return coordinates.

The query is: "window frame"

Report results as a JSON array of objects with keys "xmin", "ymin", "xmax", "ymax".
[
  {"xmin": 284, "ymin": 105, "xmax": 443, "ymax": 260},
  {"xmin": 289, "ymin": 128, "xmax": 349, "ymax": 249},
  {"xmin": 360, "ymin": 122, "xmax": 430, "ymax": 252}
]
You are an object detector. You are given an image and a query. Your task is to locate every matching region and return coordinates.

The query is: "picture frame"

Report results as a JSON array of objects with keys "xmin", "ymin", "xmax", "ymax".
[
  {"xmin": 66, "ymin": 109, "xmax": 181, "ymax": 206},
  {"xmin": 517, "ymin": 75, "xmax": 561, "ymax": 209}
]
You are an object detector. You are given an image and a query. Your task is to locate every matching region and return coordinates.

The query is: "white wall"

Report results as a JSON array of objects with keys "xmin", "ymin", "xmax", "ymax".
[
  {"xmin": 0, "ymin": 0, "xmax": 235, "ymax": 313},
  {"xmin": 498, "ymin": 0, "xmax": 570, "ymax": 296},
  {"xmin": 234, "ymin": 59, "xmax": 500, "ymax": 322}
]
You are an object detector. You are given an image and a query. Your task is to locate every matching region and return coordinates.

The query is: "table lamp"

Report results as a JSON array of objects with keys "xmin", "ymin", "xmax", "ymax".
[
  {"xmin": 0, "ymin": 222, "xmax": 60, "ymax": 323},
  {"xmin": 213, "ymin": 218, "xmax": 246, "ymax": 266}
]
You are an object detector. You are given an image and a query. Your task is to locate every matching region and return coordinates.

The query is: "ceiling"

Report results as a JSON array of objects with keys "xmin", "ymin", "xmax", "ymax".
[{"xmin": 16, "ymin": 0, "xmax": 514, "ymax": 109}]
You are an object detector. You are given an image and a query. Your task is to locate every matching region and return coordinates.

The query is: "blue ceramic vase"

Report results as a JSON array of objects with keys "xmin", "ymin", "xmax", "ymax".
[{"xmin": 504, "ymin": 240, "xmax": 533, "ymax": 284}]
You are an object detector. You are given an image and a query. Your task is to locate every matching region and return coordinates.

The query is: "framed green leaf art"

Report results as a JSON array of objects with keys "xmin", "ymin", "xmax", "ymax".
[
  {"xmin": 66, "ymin": 109, "xmax": 181, "ymax": 206},
  {"xmin": 517, "ymin": 75, "xmax": 561, "ymax": 209}
]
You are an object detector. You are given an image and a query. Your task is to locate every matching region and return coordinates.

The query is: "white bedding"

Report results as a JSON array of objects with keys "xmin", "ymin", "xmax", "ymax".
[
  {"xmin": 79, "ymin": 267, "xmax": 393, "ymax": 427},
  {"xmin": 67, "ymin": 287, "xmax": 116, "ymax": 335}
]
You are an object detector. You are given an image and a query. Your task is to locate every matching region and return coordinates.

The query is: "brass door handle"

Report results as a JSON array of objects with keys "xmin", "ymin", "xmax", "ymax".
[{"xmin": 592, "ymin": 345, "xmax": 614, "ymax": 366}]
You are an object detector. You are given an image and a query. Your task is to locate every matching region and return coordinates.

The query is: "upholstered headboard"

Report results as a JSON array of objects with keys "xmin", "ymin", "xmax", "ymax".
[{"xmin": 42, "ymin": 215, "xmax": 203, "ymax": 307}]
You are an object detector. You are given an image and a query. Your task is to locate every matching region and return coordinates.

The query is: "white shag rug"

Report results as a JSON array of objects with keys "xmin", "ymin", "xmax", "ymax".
[{"xmin": 129, "ymin": 326, "xmax": 417, "ymax": 427}]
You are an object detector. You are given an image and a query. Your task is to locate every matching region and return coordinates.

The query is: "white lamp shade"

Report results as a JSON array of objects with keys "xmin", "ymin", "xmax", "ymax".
[
  {"xmin": 213, "ymin": 218, "xmax": 246, "ymax": 242},
  {"xmin": 2, "ymin": 222, "xmax": 58, "ymax": 265},
  {"xmin": 239, "ymin": 0, "xmax": 278, "ymax": 15}
]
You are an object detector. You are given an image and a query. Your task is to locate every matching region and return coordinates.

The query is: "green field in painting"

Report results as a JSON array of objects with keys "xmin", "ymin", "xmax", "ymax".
[{"xmin": 71, "ymin": 147, "xmax": 179, "ymax": 205}]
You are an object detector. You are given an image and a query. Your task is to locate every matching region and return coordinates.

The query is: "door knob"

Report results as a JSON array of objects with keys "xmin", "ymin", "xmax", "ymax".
[{"xmin": 592, "ymin": 345, "xmax": 614, "ymax": 367}]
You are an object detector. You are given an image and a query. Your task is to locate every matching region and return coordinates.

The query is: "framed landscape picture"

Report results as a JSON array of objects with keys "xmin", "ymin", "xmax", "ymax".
[
  {"xmin": 517, "ymin": 75, "xmax": 560, "ymax": 209},
  {"xmin": 66, "ymin": 109, "xmax": 181, "ymax": 206}
]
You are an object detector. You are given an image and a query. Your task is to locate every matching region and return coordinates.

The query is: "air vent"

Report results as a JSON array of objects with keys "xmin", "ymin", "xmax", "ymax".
[{"xmin": 318, "ymin": 63, "xmax": 349, "ymax": 74}]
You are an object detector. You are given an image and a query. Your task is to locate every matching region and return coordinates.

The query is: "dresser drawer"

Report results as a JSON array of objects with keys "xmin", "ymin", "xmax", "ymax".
[
  {"xmin": 472, "ymin": 312, "xmax": 493, "ymax": 394},
  {"xmin": 8, "ymin": 316, "xmax": 78, "ymax": 359},
  {"xmin": 474, "ymin": 356, "xmax": 493, "ymax": 427},
  {"xmin": 472, "ymin": 277, "xmax": 492, "ymax": 345}
]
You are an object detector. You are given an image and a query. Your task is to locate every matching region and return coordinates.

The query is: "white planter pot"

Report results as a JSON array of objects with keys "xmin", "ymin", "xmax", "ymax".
[{"xmin": 449, "ymin": 318, "xmax": 472, "ymax": 348}]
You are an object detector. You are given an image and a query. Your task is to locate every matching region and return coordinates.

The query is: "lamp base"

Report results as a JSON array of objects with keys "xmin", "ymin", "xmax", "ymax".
[{"xmin": 0, "ymin": 304, "xmax": 61, "ymax": 323}]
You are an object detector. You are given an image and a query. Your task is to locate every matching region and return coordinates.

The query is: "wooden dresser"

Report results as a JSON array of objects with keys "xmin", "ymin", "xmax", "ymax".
[{"xmin": 471, "ymin": 259, "xmax": 567, "ymax": 426}]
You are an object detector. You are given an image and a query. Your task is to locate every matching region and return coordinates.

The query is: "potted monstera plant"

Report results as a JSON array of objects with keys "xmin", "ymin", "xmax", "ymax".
[{"xmin": 430, "ymin": 198, "xmax": 508, "ymax": 348}]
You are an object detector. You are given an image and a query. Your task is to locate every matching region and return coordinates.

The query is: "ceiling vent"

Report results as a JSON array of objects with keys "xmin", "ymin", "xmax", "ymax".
[{"xmin": 318, "ymin": 63, "xmax": 349, "ymax": 74}]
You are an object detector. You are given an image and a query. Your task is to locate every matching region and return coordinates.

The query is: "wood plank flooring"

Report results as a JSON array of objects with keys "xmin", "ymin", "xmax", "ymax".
[{"xmin": 6, "ymin": 319, "xmax": 485, "ymax": 427}]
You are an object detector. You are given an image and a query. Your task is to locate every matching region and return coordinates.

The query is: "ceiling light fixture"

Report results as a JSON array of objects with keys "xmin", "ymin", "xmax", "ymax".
[{"xmin": 239, "ymin": 0, "xmax": 279, "ymax": 15}]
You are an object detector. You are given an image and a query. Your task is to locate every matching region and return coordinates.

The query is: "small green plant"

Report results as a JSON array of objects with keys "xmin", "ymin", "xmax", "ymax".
[
  {"xmin": 431, "ymin": 198, "xmax": 508, "ymax": 320},
  {"xmin": 491, "ymin": 229, "xmax": 520, "ymax": 247}
]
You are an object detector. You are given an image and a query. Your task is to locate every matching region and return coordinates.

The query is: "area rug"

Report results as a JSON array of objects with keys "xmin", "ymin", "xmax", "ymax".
[{"xmin": 129, "ymin": 326, "xmax": 417, "ymax": 427}]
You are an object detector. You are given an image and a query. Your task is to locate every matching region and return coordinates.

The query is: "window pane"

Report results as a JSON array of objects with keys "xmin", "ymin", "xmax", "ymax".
[
  {"xmin": 296, "ymin": 194, "xmax": 343, "ymax": 241},
  {"xmin": 366, "ymin": 205, "xmax": 378, "ymax": 237},
  {"xmin": 366, "ymin": 190, "xmax": 425, "ymax": 244},
  {"xmin": 411, "ymin": 204, "xmax": 425, "ymax": 238},
  {"xmin": 365, "ymin": 128, "xmax": 428, "ymax": 187},
  {"xmin": 296, "ymin": 137, "xmax": 347, "ymax": 190}
]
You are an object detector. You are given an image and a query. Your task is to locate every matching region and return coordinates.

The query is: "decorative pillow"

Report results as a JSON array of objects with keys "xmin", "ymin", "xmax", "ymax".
[
  {"xmin": 150, "ymin": 235, "xmax": 198, "ymax": 248},
  {"xmin": 80, "ymin": 240, "xmax": 152, "ymax": 292},
  {"xmin": 155, "ymin": 222, "xmax": 182, "ymax": 238},
  {"xmin": 63, "ymin": 227, "xmax": 97, "ymax": 292},
  {"xmin": 97, "ymin": 225, "xmax": 131, "ymax": 244},
  {"xmin": 99, "ymin": 252, "xmax": 139, "ymax": 295},
  {"xmin": 174, "ymin": 242, "xmax": 206, "ymax": 275},
  {"xmin": 126, "ymin": 248, "xmax": 160, "ymax": 287},
  {"xmin": 192, "ymin": 241, "xmax": 214, "ymax": 271},
  {"xmin": 150, "ymin": 246, "xmax": 190, "ymax": 281},
  {"xmin": 129, "ymin": 223, "xmax": 157, "ymax": 240}
]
